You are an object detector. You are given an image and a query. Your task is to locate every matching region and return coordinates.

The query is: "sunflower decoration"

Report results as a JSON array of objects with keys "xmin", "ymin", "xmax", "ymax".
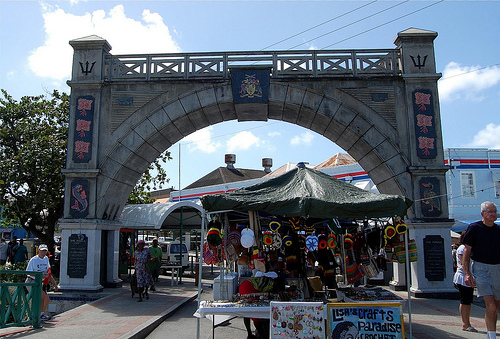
[{"xmin": 263, "ymin": 231, "xmax": 274, "ymax": 247}]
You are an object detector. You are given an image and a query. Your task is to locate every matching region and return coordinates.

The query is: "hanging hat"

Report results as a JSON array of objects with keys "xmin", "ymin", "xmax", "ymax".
[
  {"xmin": 344, "ymin": 233, "xmax": 354, "ymax": 250},
  {"xmin": 328, "ymin": 233, "xmax": 337, "ymax": 249},
  {"xmin": 305, "ymin": 234, "xmax": 319, "ymax": 251},
  {"xmin": 207, "ymin": 227, "xmax": 222, "ymax": 247},
  {"xmin": 396, "ymin": 221, "xmax": 407, "ymax": 234},
  {"xmin": 298, "ymin": 234, "xmax": 306, "ymax": 250},
  {"xmin": 289, "ymin": 217, "xmax": 300, "ymax": 231},
  {"xmin": 263, "ymin": 231, "xmax": 274, "ymax": 246},
  {"xmin": 304, "ymin": 218, "xmax": 315, "ymax": 234},
  {"xmin": 268, "ymin": 217, "xmax": 282, "ymax": 233},
  {"xmin": 228, "ymin": 229, "xmax": 241, "ymax": 247},
  {"xmin": 240, "ymin": 228, "xmax": 255, "ymax": 248},
  {"xmin": 385, "ymin": 225, "xmax": 396, "ymax": 239},
  {"xmin": 283, "ymin": 235, "xmax": 293, "ymax": 247}
]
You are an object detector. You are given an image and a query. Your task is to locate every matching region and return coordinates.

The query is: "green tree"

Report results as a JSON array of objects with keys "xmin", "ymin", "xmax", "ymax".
[{"xmin": 0, "ymin": 90, "xmax": 170, "ymax": 250}]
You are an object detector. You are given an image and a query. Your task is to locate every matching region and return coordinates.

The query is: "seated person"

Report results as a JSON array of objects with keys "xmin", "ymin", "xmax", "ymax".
[{"xmin": 239, "ymin": 271, "xmax": 284, "ymax": 339}]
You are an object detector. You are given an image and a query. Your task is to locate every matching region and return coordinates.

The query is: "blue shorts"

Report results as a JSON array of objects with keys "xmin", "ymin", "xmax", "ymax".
[{"xmin": 471, "ymin": 261, "xmax": 500, "ymax": 300}]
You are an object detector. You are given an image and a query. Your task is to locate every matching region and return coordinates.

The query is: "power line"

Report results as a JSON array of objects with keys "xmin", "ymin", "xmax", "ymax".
[
  {"xmin": 289, "ymin": 0, "xmax": 410, "ymax": 50},
  {"xmin": 440, "ymin": 63, "xmax": 500, "ymax": 81},
  {"xmin": 321, "ymin": 0, "xmax": 443, "ymax": 49},
  {"xmin": 260, "ymin": 0, "xmax": 378, "ymax": 51}
]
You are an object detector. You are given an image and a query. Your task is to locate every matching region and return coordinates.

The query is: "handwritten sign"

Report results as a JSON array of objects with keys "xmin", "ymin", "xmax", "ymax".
[{"xmin": 327, "ymin": 302, "xmax": 405, "ymax": 339}]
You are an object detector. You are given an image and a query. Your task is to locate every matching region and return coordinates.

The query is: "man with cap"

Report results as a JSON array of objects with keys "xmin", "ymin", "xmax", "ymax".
[{"xmin": 26, "ymin": 244, "xmax": 58, "ymax": 321}]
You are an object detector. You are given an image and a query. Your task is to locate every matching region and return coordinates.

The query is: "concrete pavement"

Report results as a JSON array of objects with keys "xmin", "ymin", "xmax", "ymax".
[{"xmin": 0, "ymin": 271, "xmax": 495, "ymax": 338}]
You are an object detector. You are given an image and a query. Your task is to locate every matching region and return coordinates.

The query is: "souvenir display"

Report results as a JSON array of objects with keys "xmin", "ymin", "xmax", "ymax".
[
  {"xmin": 198, "ymin": 212, "xmax": 412, "ymax": 338},
  {"xmin": 270, "ymin": 302, "xmax": 325, "ymax": 339}
]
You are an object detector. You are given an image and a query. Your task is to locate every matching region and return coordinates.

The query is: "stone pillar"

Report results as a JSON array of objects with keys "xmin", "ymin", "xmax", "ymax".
[
  {"xmin": 390, "ymin": 29, "xmax": 457, "ymax": 297},
  {"xmin": 58, "ymin": 36, "xmax": 121, "ymax": 291}
]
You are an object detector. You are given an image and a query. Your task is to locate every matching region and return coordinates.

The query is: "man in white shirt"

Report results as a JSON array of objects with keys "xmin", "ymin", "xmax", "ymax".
[{"xmin": 26, "ymin": 244, "xmax": 57, "ymax": 321}]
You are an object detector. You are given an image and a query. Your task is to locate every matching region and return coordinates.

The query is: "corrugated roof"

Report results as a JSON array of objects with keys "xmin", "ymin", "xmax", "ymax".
[{"xmin": 183, "ymin": 167, "xmax": 267, "ymax": 189}]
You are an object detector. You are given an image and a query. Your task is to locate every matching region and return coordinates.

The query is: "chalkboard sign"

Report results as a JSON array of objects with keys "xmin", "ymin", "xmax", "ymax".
[
  {"xmin": 423, "ymin": 235, "xmax": 445, "ymax": 281},
  {"xmin": 67, "ymin": 234, "xmax": 88, "ymax": 278}
]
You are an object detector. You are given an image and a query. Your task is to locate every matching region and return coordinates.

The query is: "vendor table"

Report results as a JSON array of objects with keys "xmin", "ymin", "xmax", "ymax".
[
  {"xmin": 160, "ymin": 265, "xmax": 182, "ymax": 286},
  {"xmin": 194, "ymin": 300, "xmax": 270, "ymax": 319},
  {"xmin": 194, "ymin": 301, "xmax": 270, "ymax": 339}
]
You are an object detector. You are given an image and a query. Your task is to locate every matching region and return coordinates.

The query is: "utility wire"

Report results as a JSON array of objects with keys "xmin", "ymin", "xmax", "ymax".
[
  {"xmin": 322, "ymin": 0, "xmax": 443, "ymax": 49},
  {"xmin": 260, "ymin": 0, "xmax": 378, "ymax": 51},
  {"xmin": 290, "ymin": 0, "xmax": 410, "ymax": 50},
  {"xmin": 440, "ymin": 63, "xmax": 500, "ymax": 81}
]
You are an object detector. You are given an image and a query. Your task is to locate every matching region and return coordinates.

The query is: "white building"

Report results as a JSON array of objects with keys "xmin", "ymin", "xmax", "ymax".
[{"xmin": 164, "ymin": 148, "xmax": 500, "ymax": 230}]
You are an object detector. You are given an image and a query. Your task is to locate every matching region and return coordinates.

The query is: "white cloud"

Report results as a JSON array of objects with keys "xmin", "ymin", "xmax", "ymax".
[
  {"xmin": 226, "ymin": 131, "xmax": 260, "ymax": 152},
  {"xmin": 290, "ymin": 131, "xmax": 314, "ymax": 146},
  {"xmin": 28, "ymin": 4, "xmax": 180, "ymax": 82},
  {"xmin": 268, "ymin": 131, "xmax": 281, "ymax": 137},
  {"xmin": 184, "ymin": 127, "xmax": 221, "ymax": 153},
  {"xmin": 469, "ymin": 123, "xmax": 500, "ymax": 149},
  {"xmin": 438, "ymin": 62, "xmax": 500, "ymax": 102}
]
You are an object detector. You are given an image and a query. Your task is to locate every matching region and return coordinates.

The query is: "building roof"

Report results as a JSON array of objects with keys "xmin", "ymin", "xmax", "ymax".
[
  {"xmin": 314, "ymin": 153, "xmax": 356, "ymax": 169},
  {"xmin": 183, "ymin": 167, "xmax": 267, "ymax": 190}
]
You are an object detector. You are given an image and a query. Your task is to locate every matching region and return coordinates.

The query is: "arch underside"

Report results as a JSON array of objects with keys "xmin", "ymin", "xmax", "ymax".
[{"xmin": 97, "ymin": 82, "xmax": 410, "ymax": 219}]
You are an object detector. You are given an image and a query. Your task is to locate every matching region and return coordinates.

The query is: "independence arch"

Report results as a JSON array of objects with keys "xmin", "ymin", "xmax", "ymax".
[{"xmin": 59, "ymin": 28, "xmax": 453, "ymax": 296}]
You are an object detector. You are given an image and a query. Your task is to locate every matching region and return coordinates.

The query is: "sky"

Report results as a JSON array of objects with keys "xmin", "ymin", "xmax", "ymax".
[{"xmin": 1, "ymin": 1, "xmax": 500, "ymax": 190}]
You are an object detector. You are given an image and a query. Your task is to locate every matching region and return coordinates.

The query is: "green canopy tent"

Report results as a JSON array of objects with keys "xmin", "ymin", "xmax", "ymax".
[
  {"xmin": 200, "ymin": 165, "xmax": 412, "ymax": 219},
  {"xmin": 199, "ymin": 164, "xmax": 415, "ymax": 338}
]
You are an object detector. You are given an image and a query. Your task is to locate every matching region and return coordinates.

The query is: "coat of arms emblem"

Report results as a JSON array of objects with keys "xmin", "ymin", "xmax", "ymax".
[{"xmin": 239, "ymin": 74, "xmax": 263, "ymax": 98}]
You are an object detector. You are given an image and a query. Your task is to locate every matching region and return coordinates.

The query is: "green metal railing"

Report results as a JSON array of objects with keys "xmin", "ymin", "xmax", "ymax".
[{"xmin": 0, "ymin": 270, "xmax": 42, "ymax": 329}]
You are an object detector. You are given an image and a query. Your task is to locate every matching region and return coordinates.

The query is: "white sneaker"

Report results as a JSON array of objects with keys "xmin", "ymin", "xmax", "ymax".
[{"xmin": 40, "ymin": 313, "xmax": 51, "ymax": 321}]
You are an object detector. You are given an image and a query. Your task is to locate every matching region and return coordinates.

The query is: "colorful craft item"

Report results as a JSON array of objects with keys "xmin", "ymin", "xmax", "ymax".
[
  {"xmin": 202, "ymin": 242, "xmax": 218, "ymax": 265},
  {"xmin": 327, "ymin": 233, "xmax": 337, "ymax": 249},
  {"xmin": 298, "ymin": 234, "xmax": 306, "ymax": 250},
  {"xmin": 305, "ymin": 234, "xmax": 319, "ymax": 251},
  {"xmin": 240, "ymin": 228, "xmax": 255, "ymax": 248},
  {"xmin": 269, "ymin": 217, "xmax": 282, "ymax": 233},
  {"xmin": 283, "ymin": 235, "xmax": 293, "ymax": 247},
  {"xmin": 318, "ymin": 235, "xmax": 327, "ymax": 250},
  {"xmin": 344, "ymin": 233, "xmax": 354, "ymax": 250},
  {"xmin": 227, "ymin": 229, "xmax": 241, "ymax": 247},
  {"xmin": 396, "ymin": 221, "xmax": 408, "ymax": 234},
  {"xmin": 272, "ymin": 233, "xmax": 282, "ymax": 250},
  {"xmin": 385, "ymin": 225, "xmax": 396, "ymax": 239},
  {"xmin": 304, "ymin": 219, "xmax": 315, "ymax": 234},
  {"xmin": 263, "ymin": 231, "xmax": 274, "ymax": 246},
  {"xmin": 207, "ymin": 227, "xmax": 222, "ymax": 247},
  {"xmin": 289, "ymin": 217, "xmax": 300, "ymax": 231}
]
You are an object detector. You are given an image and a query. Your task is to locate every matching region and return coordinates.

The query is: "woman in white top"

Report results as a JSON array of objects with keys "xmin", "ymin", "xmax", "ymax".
[{"xmin": 453, "ymin": 231, "xmax": 477, "ymax": 332}]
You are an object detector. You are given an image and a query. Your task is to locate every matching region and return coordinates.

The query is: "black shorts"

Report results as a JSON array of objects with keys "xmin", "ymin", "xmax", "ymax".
[{"xmin": 455, "ymin": 283, "xmax": 474, "ymax": 305}]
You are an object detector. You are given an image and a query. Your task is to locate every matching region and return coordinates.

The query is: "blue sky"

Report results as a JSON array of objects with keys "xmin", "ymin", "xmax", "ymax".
[{"xmin": 1, "ymin": 1, "xmax": 500, "ymax": 190}]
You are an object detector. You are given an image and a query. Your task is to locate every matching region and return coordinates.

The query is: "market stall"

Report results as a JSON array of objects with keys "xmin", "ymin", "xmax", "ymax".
[{"xmin": 195, "ymin": 164, "xmax": 413, "ymax": 338}]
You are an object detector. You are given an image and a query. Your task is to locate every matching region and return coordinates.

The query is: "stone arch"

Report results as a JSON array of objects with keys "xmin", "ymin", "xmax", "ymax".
[
  {"xmin": 98, "ymin": 82, "xmax": 410, "ymax": 220},
  {"xmin": 61, "ymin": 29, "xmax": 455, "ymax": 295}
]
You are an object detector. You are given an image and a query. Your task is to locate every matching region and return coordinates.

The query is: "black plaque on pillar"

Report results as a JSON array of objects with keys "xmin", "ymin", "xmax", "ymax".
[
  {"xmin": 67, "ymin": 234, "xmax": 88, "ymax": 278},
  {"xmin": 423, "ymin": 235, "xmax": 445, "ymax": 281}
]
